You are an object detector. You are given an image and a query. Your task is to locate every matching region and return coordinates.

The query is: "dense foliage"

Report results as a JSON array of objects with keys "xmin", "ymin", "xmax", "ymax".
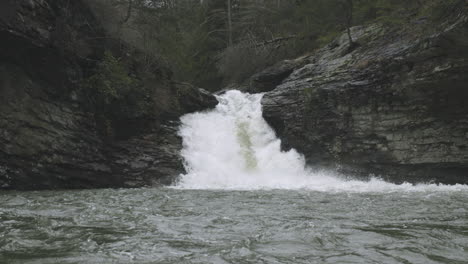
[
  {"xmin": 82, "ymin": 50, "xmax": 153, "ymax": 137},
  {"xmin": 87, "ymin": 0, "xmax": 463, "ymax": 90}
]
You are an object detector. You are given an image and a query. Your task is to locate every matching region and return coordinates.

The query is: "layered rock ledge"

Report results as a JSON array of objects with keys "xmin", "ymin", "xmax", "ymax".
[
  {"xmin": 0, "ymin": 0, "xmax": 217, "ymax": 190},
  {"xmin": 261, "ymin": 10, "xmax": 468, "ymax": 184}
]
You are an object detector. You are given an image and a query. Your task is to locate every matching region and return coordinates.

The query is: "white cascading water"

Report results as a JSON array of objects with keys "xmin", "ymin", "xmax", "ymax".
[{"xmin": 175, "ymin": 90, "xmax": 467, "ymax": 192}]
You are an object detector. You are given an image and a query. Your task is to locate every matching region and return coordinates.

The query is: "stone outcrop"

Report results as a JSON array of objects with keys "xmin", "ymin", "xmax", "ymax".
[
  {"xmin": 0, "ymin": 0, "xmax": 217, "ymax": 190},
  {"xmin": 262, "ymin": 10, "xmax": 468, "ymax": 184},
  {"xmin": 109, "ymin": 121, "xmax": 185, "ymax": 188},
  {"xmin": 248, "ymin": 59, "xmax": 304, "ymax": 93}
]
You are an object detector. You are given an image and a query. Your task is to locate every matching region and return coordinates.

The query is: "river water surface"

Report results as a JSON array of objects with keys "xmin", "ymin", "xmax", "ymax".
[
  {"xmin": 1, "ymin": 91, "xmax": 467, "ymax": 263},
  {"xmin": 1, "ymin": 187, "xmax": 468, "ymax": 263}
]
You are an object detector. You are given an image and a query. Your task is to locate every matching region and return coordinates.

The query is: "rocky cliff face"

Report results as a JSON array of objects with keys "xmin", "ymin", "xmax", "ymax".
[
  {"xmin": 261, "ymin": 10, "xmax": 468, "ymax": 184},
  {"xmin": 0, "ymin": 0, "xmax": 217, "ymax": 190}
]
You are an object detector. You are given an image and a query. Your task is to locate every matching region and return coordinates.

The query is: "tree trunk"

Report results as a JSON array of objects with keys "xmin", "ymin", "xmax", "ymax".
[
  {"xmin": 122, "ymin": 0, "xmax": 133, "ymax": 24},
  {"xmin": 227, "ymin": 0, "xmax": 233, "ymax": 46},
  {"xmin": 345, "ymin": 0, "xmax": 354, "ymax": 44}
]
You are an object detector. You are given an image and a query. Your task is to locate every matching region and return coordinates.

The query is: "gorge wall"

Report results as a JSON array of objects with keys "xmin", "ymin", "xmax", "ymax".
[
  {"xmin": 260, "ymin": 7, "xmax": 468, "ymax": 184},
  {"xmin": 0, "ymin": 0, "xmax": 217, "ymax": 190},
  {"xmin": 2, "ymin": 1, "xmax": 467, "ymax": 189}
]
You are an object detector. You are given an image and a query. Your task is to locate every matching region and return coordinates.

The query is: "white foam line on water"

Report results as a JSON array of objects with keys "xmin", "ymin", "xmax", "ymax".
[{"xmin": 174, "ymin": 90, "xmax": 468, "ymax": 193}]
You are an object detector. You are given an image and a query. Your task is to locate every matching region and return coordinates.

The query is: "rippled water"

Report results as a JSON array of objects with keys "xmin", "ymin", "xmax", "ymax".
[
  {"xmin": 1, "ymin": 187, "xmax": 467, "ymax": 264},
  {"xmin": 2, "ymin": 91, "xmax": 467, "ymax": 263}
]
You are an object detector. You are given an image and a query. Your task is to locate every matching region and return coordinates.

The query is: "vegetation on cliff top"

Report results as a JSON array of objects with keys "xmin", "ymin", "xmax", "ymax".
[
  {"xmin": 77, "ymin": 0, "xmax": 463, "ymax": 138},
  {"xmin": 85, "ymin": 0, "xmax": 463, "ymax": 90}
]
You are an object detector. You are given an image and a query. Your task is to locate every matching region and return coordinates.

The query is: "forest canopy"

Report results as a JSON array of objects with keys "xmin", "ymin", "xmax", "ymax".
[{"xmin": 85, "ymin": 0, "xmax": 462, "ymax": 91}]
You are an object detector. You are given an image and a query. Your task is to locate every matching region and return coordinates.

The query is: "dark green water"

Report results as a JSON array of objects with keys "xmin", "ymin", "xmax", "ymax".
[{"xmin": 1, "ymin": 187, "xmax": 467, "ymax": 264}]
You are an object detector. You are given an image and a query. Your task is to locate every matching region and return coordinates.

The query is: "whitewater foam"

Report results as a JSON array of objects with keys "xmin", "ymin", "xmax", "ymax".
[{"xmin": 175, "ymin": 90, "xmax": 468, "ymax": 192}]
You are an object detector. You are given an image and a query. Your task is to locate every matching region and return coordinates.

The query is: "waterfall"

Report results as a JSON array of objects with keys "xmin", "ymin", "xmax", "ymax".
[{"xmin": 175, "ymin": 90, "xmax": 468, "ymax": 192}]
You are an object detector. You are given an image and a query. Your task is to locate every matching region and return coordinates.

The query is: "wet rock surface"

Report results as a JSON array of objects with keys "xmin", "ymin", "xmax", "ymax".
[
  {"xmin": 262, "ymin": 11, "xmax": 468, "ymax": 184},
  {"xmin": 109, "ymin": 122, "xmax": 185, "ymax": 188},
  {"xmin": 0, "ymin": 0, "xmax": 216, "ymax": 190}
]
